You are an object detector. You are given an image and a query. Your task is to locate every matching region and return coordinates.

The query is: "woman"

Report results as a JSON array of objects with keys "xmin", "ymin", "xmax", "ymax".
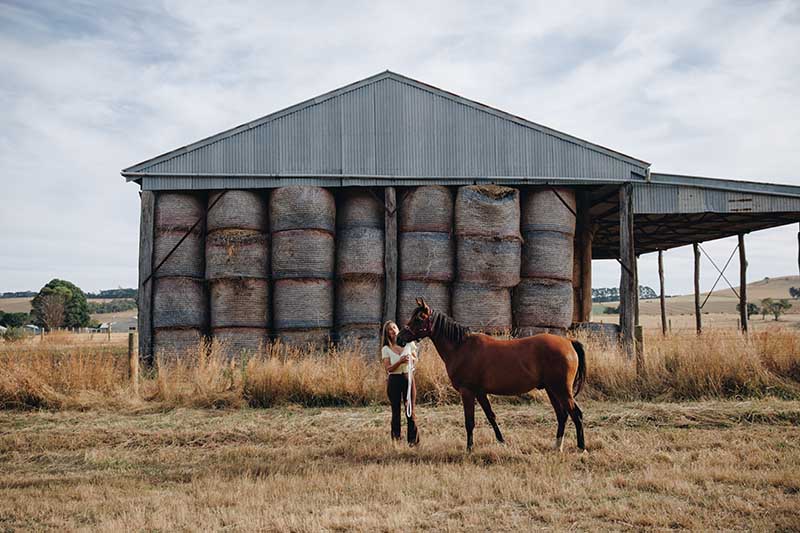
[{"xmin": 380, "ymin": 320, "xmax": 420, "ymax": 446}]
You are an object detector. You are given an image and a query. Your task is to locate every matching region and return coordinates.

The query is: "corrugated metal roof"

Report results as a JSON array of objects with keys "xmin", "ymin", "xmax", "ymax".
[{"xmin": 123, "ymin": 71, "xmax": 649, "ymax": 187}]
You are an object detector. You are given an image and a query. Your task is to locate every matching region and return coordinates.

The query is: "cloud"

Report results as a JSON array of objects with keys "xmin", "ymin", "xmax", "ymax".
[{"xmin": 0, "ymin": 0, "xmax": 798, "ymax": 295}]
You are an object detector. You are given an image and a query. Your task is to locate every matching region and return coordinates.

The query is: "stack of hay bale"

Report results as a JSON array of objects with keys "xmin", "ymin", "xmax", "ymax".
[
  {"xmin": 335, "ymin": 190, "xmax": 384, "ymax": 355},
  {"xmin": 270, "ymin": 187, "xmax": 335, "ymax": 348},
  {"xmin": 514, "ymin": 188, "xmax": 575, "ymax": 336},
  {"xmin": 206, "ymin": 190, "xmax": 270, "ymax": 357},
  {"xmin": 398, "ymin": 186, "xmax": 453, "ymax": 324},
  {"xmin": 152, "ymin": 192, "xmax": 208, "ymax": 358},
  {"xmin": 453, "ymin": 185, "xmax": 521, "ymax": 334}
]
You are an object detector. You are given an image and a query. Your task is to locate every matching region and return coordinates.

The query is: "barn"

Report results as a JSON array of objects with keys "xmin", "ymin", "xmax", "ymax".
[{"xmin": 123, "ymin": 71, "xmax": 800, "ymax": 361}]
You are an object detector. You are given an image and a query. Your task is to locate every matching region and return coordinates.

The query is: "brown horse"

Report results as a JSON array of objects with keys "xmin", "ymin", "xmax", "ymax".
[{"xmin": 397, "ymin": 298, "xmax": 586, "ymax": 452}]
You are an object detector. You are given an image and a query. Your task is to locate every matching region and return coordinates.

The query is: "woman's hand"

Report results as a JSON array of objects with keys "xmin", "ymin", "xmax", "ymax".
[{"xmin": 398, "ymin": 355, "xmax": 409, "ymax": 364}]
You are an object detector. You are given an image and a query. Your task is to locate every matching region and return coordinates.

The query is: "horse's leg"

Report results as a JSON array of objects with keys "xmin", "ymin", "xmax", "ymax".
[
  {"xmin": 476, "ymin": 392, "xmax": 504, "ymax": 443},
  {"xmin": 460, "ymin": 388, "xmax": 476, "ymax": 452},
  {"xmin": 564, "ymin": 394, "xmax": 585, "ymax": 451},
  {"xmin": 545, "ymin": 387, "xmax": 568, "ymax": 452}
]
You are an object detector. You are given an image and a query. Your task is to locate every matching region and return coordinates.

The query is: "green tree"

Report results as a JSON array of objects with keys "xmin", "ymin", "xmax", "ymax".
[
  {"xmin": 761, "ymin": 298, "xmax": 792, "ymax": 321},
  {"xmin": 736, "ymin": 302, "xmax": 760, "ymax": 320},
  {"xmin": 31, "ymin": 279, "xmax": 91, "ymax": 329}
]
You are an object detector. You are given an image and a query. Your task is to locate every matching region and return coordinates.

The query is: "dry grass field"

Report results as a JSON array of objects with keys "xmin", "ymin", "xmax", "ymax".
[
  {"xmin": 1, "ymin": 401, "xmax": 798, "ymax": 531},
  {"xmin": 2, "ymin": 329, "xmax": 800, "ymax": 530}
]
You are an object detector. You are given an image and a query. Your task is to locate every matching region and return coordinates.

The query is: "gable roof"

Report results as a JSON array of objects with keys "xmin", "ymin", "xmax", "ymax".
[{"xmin": 122, "ymin": 71, "xmax": 649, "ymax": 187}]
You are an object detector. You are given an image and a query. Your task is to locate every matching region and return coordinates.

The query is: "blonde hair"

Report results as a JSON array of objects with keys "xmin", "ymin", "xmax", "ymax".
[{"xmin": 379, "ymin": 320, "xmax": 397, "ymax": 359}]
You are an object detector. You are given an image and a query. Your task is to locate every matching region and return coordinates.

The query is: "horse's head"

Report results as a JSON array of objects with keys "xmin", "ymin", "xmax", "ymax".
[{"xmin": 397, "ymin": 297, "xmax": 433, "ymax": 346}]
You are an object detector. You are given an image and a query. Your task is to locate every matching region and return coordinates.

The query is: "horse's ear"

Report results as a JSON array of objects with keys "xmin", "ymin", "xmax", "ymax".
[
  {"xmin": 415, "ymin": 297, "xmax": 424, "ymax": 307},
  {"xmin": 420, "ymin": 297, "xmax": 430, "ymax": 313}
]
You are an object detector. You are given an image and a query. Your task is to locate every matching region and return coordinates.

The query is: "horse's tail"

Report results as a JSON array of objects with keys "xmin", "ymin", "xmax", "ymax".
[{"xmin": 571, "ymin": 340, "xmax": 587, "ymax": 396}]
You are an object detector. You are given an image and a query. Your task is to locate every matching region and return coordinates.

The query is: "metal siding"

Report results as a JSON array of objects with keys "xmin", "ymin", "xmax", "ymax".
[{"xmin": 634, "ymin": 184, "xmax": 800, "ymax": 214}]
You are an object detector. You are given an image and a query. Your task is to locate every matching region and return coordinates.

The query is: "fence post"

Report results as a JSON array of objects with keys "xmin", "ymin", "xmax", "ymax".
[{"xmin": 128, "ymin": 328, "xmax": 139, "ymax": 396}]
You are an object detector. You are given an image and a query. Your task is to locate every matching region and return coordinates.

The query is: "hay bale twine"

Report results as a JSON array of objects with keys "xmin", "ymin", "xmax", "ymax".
[
  {"xmin": 399, "ymin": 186, "xmax": 453, "ymax": 233},
  {"xmin": 205, "ymin": 230, "xmax": 270, "ymax": 280},
  {"xmin": 153, "ymin": 328, "xmax": 205, "ymax": 359},
  {"xmin": 153, "ymin": 228, "xmax": 205, "ymax": 278},
  {"xmin": 271, "ymin": 229, "xmax": 334, "ymax": 279},
  {"xmin": 336, "ymin": 279, "xmax": 383, "ymax": 326},
  {"xmin": 452, "ymin": 283, "xmax": 512, "ymax": 334},
  {"xmin": 520, "ymin": 230, "xmax": 574, "ymax": 281},
  {"xmin": 210, "ymin": 278, "xmax": 270, "ymax": 329},
  {"xmin": 454, "ymin": 185, "xmax": 520, "ymax": 239},
  {"xmin": 155, "ymin": 192, "xmax": 205, "ymax": 231},
  {"xmin": 269, "ymin": 186, "xmax": 335, "ymax": 233},
  {"xmin": 516, "ymin": 326, "xmax": 566, "ymax": 338},
  {"xmin": 521, "ymin": 188, "xmax": 576, "ymax": 235},
  {"xmin": 207, "ymin": 190, "xmax": 268, "ymax": 233},
  {"xmin": 337, "ymin": 324, "xmax": 380, "ymax": 355},
  {"xmin": 211, "ymin": 327, "xmax": 269, "ymax": 357},
  {"xmin": 399, "ymin": 232, "xmax": 453, "ymax": 282},
  {"xmin": 153, "ymin": 277, "xmax": 208, "ymax": 329},
  {"xmin": 337, "ymin": 189, "xmax": 384, "ymax": 229},
  {"xmin": 336, "ymin": 227, "xmax": 384, "ymax": 278},
  {"xmin": 276, "ymin": 329, "xmax": 331, "ymax": 350},
  {"xmin": 513, "ymin": 278, "xmax": 573, "ymax": 330},
  {"xmin": 398, "ymin": 281, "xmax": 450, "ymax": 324},
  {"xmin": 456, "ymin": 236, "xmax": 521, "ymax": 287},
  {"xmin": 273, "ymin": 279, "xmax": 333, "ymax": 330}
]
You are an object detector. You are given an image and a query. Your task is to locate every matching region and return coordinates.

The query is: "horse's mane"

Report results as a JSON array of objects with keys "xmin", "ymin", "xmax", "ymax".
[{"xmin": 430, "ymin": 310, "xmax": 470, "ymax": 346}]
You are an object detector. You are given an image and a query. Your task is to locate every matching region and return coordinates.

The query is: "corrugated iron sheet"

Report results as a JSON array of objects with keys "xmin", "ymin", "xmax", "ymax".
[
  {"xmin": 124, "ymin": 71, "xmax": 648, "ymax": 188},
  {"xmin": 634, "ymin": 183, "xmax": 800, "ymax": 214}
]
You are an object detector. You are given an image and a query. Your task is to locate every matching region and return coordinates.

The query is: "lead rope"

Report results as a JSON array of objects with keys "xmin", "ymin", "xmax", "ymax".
[{"xmin": 405, "ymin": 345, "xmax": 414, "ymax": 419}]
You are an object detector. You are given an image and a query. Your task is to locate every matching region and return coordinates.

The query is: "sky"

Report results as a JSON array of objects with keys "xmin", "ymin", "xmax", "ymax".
[{"xmin": 0, "ymin": 0, "xmax": 799, "ymax": 296}]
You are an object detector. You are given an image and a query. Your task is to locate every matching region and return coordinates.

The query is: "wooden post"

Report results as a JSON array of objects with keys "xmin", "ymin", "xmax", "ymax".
[
  {"xmin": 128, "ymin": 329, "xmax": 139, "ymax": 396},
  {"xmin": 573, "ymin": 190, "xmax": 594, "ymax": 323},
  {"xmin": 634, "ymin": 254, "xmax": 640, "ymax": 327},
  {"xmin": 619, "ymin": 184, "xmax": 636, "ymax": 359},
  {"xmin": 138, "ymin": 191, "xmax": 155, "ymax": 363},
  {"xmin": 693, "ymin": 242, "xmax": 702, "ymax": 334},
  {"xmin": 634, "ymin": 325, "xmax": 644, "ymax": 375},
  {"xmin": 739, "ymin": 233, "xmax": 747, "ymax": 334},
  {"xmin": 383, "ymin": 187, "xmax": 397, "ymax": 324},
  {"xmin": 658, "ymin": 250, "xmax": 667, "ymax": 336}
]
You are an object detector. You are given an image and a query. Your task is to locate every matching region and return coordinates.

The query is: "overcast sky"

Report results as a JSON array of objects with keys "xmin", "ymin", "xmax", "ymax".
[{"xmin": 1, "ymin": 0, "xmax": 799, "ymax": 297}]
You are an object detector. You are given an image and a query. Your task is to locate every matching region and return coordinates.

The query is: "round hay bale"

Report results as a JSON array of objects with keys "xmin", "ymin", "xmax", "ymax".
[
  {"xmin": 399, "ymin": 232, "xmax": 454, "ymax": 282},
  {"xmin": 153, "ymin": 228, "xmax": 205, "ymax": 278},
  {"xmin": 207, "ymin": 190, "xmax": 268, "ymax": 233},
  {"xmin": 271, "ymin": 229, "xmax": 334, "ymax": 280},
  {"xmin": 398, "ymin": 281, "xmax": 450, "ymax": 325},
  {"xmin": 336, "ymin": 227, "xmax": 384, "ymax": 278},
  {"xmin": 210, "ymin": 278, "xmax": 270, "ymax": 329},
  {"xmin": 335, "ymin": 279, "xmax": 383, "ymax": 326},
  {"xmin": 337, "ymin": 324, "xmax": 380, "ymax": 356},
  {"xmin": 153, "ymin": 328, "xmax": 205, "ymax": 359},
  {"xmin": 153, "ymin": 277, "xmax": 208, "ymax": 329},
  {"xmin": 275, "ymin": 329, "xmax": 331, "ymax": 350},
  {"xmin": 521, "ymin": 230, "xmax": 574, "ymax": 281},
  {"xmin": 456, "ymin": 236, "xmax": 521, "ymax": 287},
  {"xmin": 521, "ymin": 188, "xmax": 576, "ymax": 235},
  {"xmin": 211, "ymin": 327, "xmax": 269, "ymax": 357},
  {"xmin": 273, "ymin": 279, "xmax": 333, "ymax": 330},
  {"xmin": 399, "ymin": 186, "xmax": 453, "ymax": 233},
  {"xmin": 269, "ymin": 186, "xmax": 335, "ymax": 233},
  {"xmin": 155, "ymin": 192, "xmax": 205, "ymax": 231},
  {"xmin": 516, "ymin": 326, "xmax": 566, "ymax": 338},
  {"xmin": 337, "ymin": 189, "xmax": 383, "ymax": 229},
  {"xmin": 513, "ymin": 278, "xmax": 573, "ymax": 329},
  {"xmin": 454, "ymin": 185, "xmax": 520, "ymax": 239},
  {"xmin": 205, "ymin": 230, "xmax": 270, "ymax": 280},
  {"xmin": 452, "ymin": 283, "xmax": 511, "ymax": 334}
]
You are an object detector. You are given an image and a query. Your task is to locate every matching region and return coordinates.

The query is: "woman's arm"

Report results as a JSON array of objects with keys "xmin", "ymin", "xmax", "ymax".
[{"xmin": 383, "ymin": 354, "xmax": 409, "ymax": 374}]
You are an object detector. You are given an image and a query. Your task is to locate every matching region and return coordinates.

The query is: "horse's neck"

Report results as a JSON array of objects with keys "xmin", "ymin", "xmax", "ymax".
[{"xmin": 430, "ymin": 327, "xmax": 462, "ymax": 368}]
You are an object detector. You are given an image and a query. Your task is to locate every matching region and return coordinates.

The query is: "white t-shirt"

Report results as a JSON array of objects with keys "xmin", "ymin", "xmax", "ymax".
[{"xmin": 381, "ymin": 341, "xmax": 418, "ymax": 374}]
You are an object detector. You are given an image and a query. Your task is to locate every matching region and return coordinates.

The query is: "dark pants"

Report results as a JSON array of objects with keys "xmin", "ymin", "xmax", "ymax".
[{"xmin": 387, "ymin": 373, "xmax": 418, "ymax": 443}]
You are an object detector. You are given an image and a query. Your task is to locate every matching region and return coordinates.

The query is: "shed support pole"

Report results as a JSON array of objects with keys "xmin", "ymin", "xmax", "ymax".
[
  {"xmin": 383, "ymin": 187, "xmax": 397, "ymax": 324},
  {"xmin": 693, "ymin": 242, "xmax": 702, "ymax": 335},
  {"xmin": 634, "ymin": 253, "xmax": 640, "ymax": 327},
  {"xmin": 739, "ymin": 234, "xmax": 747, "ymax": 334},
  {"xmin": 658, "ymin": 250, "xmax": 667, "ymax": 336},
  {"xmin": 574, "ymin": 190, "xmax": 594, "ymax": 323},
  {"xmin": 619, "ymin": 183, "xmax": 636, "ymax": 360},
  {"xmin": 137, "ymin": 190, "xmax": 155, "ymax": 364}
]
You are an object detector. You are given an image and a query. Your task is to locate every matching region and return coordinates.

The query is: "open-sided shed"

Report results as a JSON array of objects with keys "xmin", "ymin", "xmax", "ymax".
[{"xmin": 124, "ymin": 71, "xmax": 800, "ymax": 360}]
